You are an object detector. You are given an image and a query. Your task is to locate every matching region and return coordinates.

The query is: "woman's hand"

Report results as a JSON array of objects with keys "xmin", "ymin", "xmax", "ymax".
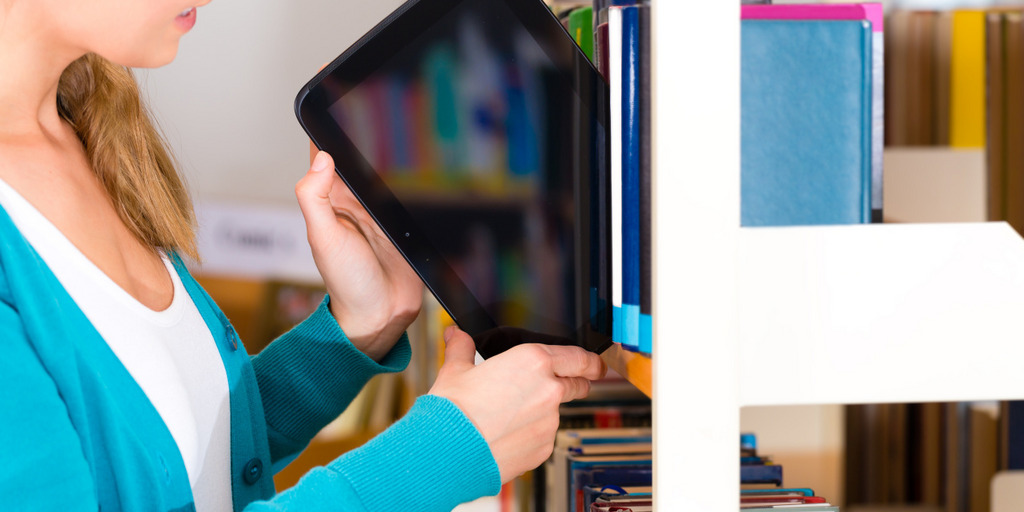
[
  {"xmin": 429, "ymin": 327, "xmax": 607, "ymax": 483},
  {"xmin": 295, "ymin": 149, "xmax": 424, "ymax": 361}
]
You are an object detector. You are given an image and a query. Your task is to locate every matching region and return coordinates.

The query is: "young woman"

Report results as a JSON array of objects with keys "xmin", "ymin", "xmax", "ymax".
[{"xmin": 0, "ymin": 1, "xmax": 606, "ymax": 510}]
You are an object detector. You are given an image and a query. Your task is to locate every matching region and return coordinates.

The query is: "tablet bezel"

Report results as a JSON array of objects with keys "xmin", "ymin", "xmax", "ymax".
[{"xmin": 294, "ymin": 0, "xmax": 611, "ymax": 358}]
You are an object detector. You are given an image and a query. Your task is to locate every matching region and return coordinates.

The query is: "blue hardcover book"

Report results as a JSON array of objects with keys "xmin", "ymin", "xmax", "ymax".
[
  {"xmin": 742, "ymin": 488, "xmax": 815, "ymax": 497},
  {"xmin": 741, "ymin": 463, "xmax": 784, "ymax": 486},
  {"xmin": 741, "ymin": 20, "xmax": 873, "ymax": 226},
  {"xmin": 579, "ymin": 467, "xmax": 653, "ymax": 510},
  {"xmin": 616, "ymin": 4, "xmax": 642, "ymax": 351},
  {"xmin": 568, "ymin": 455, "xmax": 652, "ymax": 512}
]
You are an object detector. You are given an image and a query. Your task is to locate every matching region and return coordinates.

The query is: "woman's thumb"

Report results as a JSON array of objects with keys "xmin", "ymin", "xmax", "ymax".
[
  {"xmin": 440, "ymin": 326, "xmax": 477, "ymax": 369},
  {"xmin": 295, "ymin": 150, "xmax": 337, "ymax": 234}
]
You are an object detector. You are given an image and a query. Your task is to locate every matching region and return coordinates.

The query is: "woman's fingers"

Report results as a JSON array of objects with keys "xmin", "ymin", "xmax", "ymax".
[
  {"xmin": 544, "ymin": 345, "xmax": 607, "ymax": 381},
  {"xmin": 559, "ymin": 376, "xmax": 592, "ymax": 403}
]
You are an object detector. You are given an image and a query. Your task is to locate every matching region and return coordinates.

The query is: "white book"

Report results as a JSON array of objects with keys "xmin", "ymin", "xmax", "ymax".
[{"xmin": 609, "ymin": 6, "xmax": 625, "ymax": 347}]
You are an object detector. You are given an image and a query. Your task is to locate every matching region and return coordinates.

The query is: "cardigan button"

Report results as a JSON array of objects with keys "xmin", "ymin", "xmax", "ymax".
[
  {"xmin": 243, "ymin": 458, "xmax": 263, "ymax": 485},
  {"xmin": 225, "ymin": 325, "xmax": 239, "ymax": 351}
]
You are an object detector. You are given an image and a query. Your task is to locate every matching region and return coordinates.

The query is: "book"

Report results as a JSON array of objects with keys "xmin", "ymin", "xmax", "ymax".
[
  {"xmin": 637, "ymin": 2, "xmax": 651, "ymax": 356},
  {"xmin": 745, "ymin": 505, "xmax": 839, "ymax": 509},
  {"xmin": 568, "ymin": 7, "xmax": 595, "ymax": 61},
  {"xmin": 547, "ymin": 428, "xmax": 652, "ymax": 512},
  {"xmin": 741, "ymin": 463, "xmax": 783, "ymax": 486},
  {"xmin": 740, "ymin": 3, "xmax": 885, "ymax": 222},
  {"xmin": 909, "ymin": 11, "xmax": 937, "ymax": 146},
  {"xmin": 548, "ymin": 428, "xmax": 651, "ymax": 512},
  {"xmin": 885, "ymin": 10, "xmax": 911, "ymax": 146},
  {"xmin": 741, "ymin": 488, "xmax": 815, "ymax": 497},
  {"xmin": 987, "ymin": 12, "xmax": 1007, "ymax": 222},
  {"xmin": 950, "ymin": 9, "xmax": 987, "ymax": 148},
  {"xmin": 1006, "ymin": 12, "xmax": 1024, "ymax": 235},
  {"xmin": 1003, "ymin": 401, "xmax": 1024, "ymax": 469},
  {"xmin": 740, "ymin": 495, "xmax": 828, "ymax": 506},
  {"xmin": 741, "ymin": 19, "xmax": 873, "ymax": 226},
  {"xmin": 935, "ymin": 10, "xmax": 953, "ymax": 146},
  {"xmin": 620, "ymin": 3, "xmax": 642, "ymax": 351},
  {"xmin": 886, "ymin": 10, "xmax": 943, "ymax": 146},
  {"xmin": 584, "ymin": 484, "xmax": 651, "ymax": 511},
  {"xmin": 594, "ymin": 3, "xmax": 610, "ymax": 80},
  {"xmin": 590, "ymin": 500, "xmax": 651, "ymax": 512},
  {"xmin": 608, "ymin": 4, "xmax": 625, "ymax": 348},
  {"xmin": 569, "ymin": 454, "xmax": 652, "ymax": 512},
  {"xmin": 970, "ymin": 404, "xmax": 1000, "ymax": 512}
]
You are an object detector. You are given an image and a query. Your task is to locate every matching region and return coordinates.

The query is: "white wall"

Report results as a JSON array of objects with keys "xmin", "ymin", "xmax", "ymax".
[{"xmin": 136, "ymin": 0, "xmax": 406, "ymax": 208}]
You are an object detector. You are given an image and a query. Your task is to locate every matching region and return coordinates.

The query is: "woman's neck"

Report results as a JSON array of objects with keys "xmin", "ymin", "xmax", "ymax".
[{"xmin": 0, "ymin": 4, "xmax": 85, "ymax": 140}]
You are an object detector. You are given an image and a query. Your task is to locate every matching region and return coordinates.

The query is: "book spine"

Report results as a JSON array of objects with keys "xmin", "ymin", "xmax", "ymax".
[
  {"xmin": 596, "ymin": 22, "xmax": 610, "ymax": 82},
  {"xmin": 740, "ymin": 463, "xmax": 784, "ymax": 486},
  {"xmin": 569, "ymin": 7, "xmax": 595, "ymax": 62},
  {"xmin": 986, "ymin": 12, "xmax": 1006, "ymax": 222},
  {"xmin": 1005, "ymin": 13, "xmax": 1024, "ymax": 234},
  {"xmin": 621, "ymin": 4, "xmax": 642, "ymax": 352},
  {"xmin": 871, "ymin": 29, "xmax": 885, "ymax": 223},
  {"xmin": 609, "ymin": 6, "xmax": 624, "ymax": 347},
  {"xmin": 638, "ymin": 4, "xmax": 652, "ymax": 355},
  {"xmin": 860, "ymin": 20, "xmax": 873, "ymax": 224},
  {"xmin": 949, "ymin": 9, "xmax": 987, "ymax": 149}
]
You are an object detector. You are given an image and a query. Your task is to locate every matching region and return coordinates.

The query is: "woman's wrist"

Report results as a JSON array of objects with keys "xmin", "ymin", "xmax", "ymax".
[{"xmin": 327, "ymin": 298, "xmax": 407, "ymax": 362}]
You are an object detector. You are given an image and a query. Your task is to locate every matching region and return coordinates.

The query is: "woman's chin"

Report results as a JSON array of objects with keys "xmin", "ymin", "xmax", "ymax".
[{"xmin": 116, "ymin": 44, "xmax": 181, "ymax": 70}]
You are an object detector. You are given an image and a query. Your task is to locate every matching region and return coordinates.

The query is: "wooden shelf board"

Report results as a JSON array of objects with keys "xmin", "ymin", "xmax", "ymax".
[{"xmin": 601, "ymin": 343, "xmax": 652, "ymax": 398}]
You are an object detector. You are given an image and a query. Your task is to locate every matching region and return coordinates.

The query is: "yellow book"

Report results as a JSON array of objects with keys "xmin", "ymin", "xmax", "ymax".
[{"xmin": 950, "ymin": 10, "xmax": 987, "ymax": 148}]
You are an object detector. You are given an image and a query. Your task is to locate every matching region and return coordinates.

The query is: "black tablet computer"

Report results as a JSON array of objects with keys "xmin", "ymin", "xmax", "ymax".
[{"xmin": 294, "ymin": 0, "xmax": 610, "ymax": 359}]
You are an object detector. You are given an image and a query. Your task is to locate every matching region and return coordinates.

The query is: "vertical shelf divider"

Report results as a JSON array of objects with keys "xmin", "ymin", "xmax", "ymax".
[{"xmin": 652, "ymin": 1, "xmax": 740, "ymax": 510}]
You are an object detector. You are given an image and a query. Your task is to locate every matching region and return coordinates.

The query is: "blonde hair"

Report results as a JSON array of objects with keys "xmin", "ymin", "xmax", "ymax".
[{"xmin": 56, "ymin": 53, "xmax": 199, "ymax": 260}]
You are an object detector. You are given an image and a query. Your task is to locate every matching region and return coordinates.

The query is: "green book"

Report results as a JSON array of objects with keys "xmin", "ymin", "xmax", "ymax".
[{"xmin": 568, "ymin": 7, "xmax": 594, "ymax": 61}]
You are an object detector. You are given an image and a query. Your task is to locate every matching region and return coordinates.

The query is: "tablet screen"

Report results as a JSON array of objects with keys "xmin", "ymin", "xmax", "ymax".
[{"xmin": 297, "ymin": 0, "xmax": 609, "ymax": 357}]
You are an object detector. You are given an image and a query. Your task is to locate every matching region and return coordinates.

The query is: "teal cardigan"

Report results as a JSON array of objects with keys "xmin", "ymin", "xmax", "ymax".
[{"xmin": 0, "ymin": 206, "xmax": 500, "ymax": 511}]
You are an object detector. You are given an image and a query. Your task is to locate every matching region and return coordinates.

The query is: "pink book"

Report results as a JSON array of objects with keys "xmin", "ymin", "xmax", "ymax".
[{"xmin": 741, "ymin": 3, "xmax": 884, "ymax": 33}]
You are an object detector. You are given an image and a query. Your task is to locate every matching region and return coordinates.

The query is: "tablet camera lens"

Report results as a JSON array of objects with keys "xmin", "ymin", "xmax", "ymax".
[{"xmin": 405, "ymin": 232, "xmax": 410, "ymax": 238}]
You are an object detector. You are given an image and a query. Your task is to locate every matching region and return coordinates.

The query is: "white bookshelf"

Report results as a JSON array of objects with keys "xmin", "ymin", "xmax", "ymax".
[{"xmin": 652, "ymin": 2, "xmax": 1024, "ymax": 510}]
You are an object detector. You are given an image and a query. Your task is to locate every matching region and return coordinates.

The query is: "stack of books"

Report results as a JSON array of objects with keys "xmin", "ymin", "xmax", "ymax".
[
  {"xmin": 740, "ymin": 433, "xmax": 840, "ymax": 511},
  {"xmin": 546, "ymin": 427, "xmax": 652, "ymax": 512}
]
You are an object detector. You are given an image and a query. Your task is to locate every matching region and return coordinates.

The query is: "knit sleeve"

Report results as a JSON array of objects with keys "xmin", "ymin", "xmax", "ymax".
[
  {"xmin": 251, "ymin": 295, "xmax": 411, "ymax": 469},
  {"xmin": 243, "ymin": 395, "xmax": 502, "ymax": 512}
]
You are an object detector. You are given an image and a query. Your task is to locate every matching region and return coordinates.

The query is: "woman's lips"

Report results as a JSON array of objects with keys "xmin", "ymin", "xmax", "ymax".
[{"xmin": 176, "ymin": 7, "xmax": 197, "ymax": 32}]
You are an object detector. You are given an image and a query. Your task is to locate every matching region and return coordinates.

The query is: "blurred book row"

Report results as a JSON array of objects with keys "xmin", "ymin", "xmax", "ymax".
[
  {"xmin": 844, "ymin": 402, "xmax": 1005, "ymax": 512},
  {"xmin": 550, "ymin": 0, "xmax": 653, "ymax": 356},
  {"xmin": 742, "ymin": 433, "xmax": 840, "ymax": 511},
  {"xmin": 883, "ymin": 7, "xmax": 1024, "ymax": 237}
]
